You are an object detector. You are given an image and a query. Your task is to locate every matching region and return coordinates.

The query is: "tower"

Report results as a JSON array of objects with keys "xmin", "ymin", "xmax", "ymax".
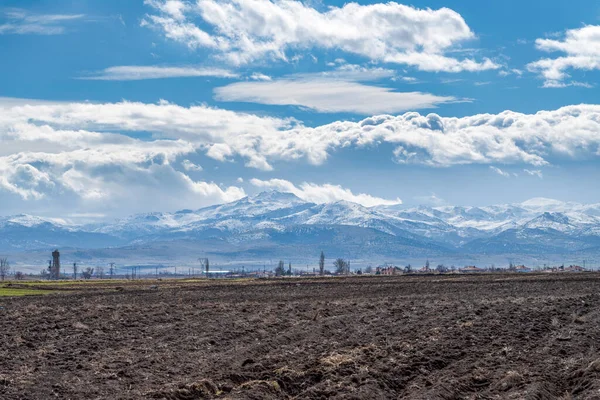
[{"xmin": 50, "ymin": 249, "xmax": 60, "ymax": 280}]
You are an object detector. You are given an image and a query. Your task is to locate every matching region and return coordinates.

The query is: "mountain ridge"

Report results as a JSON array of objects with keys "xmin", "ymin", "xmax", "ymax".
[{"xmin": 2, "ymin": 192, "xmax": 600, "ymax": 265}]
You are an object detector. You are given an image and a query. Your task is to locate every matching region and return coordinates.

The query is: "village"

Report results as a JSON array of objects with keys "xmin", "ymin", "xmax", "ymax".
[{"xmin": 0, "ymin": 248, "xmax": 591, "ymax": 282}]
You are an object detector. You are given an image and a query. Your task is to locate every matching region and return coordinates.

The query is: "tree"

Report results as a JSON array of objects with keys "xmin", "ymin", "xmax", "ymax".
[
  {"xmin": 425, "ymin": 259, "xmax": 430, "ymax": 271},
  {"xmin": 436, "ymin": 264, "xmax": 447, "ymax": 273},
  {"xmin": 96, "ymin": 266, "xmax": 105, "ymax": 279},
  {"xmin": 0, "ymin": 258, "xmax": 9, "ymax": 281},
  {"xmin": 365, "ymin": 265, "xmax": 373, "ymax": 274},
  {"xmin": 274, "ymin": 260, "xmax": 286, "ymax": 277},
  {"xmin": 14, "ymin": 271, "xmax": 24, "ymax": 280},
  {"xmin": 81, "ymin": 267, "xmax": 94, "ymax": 280},
  {"xmin": 287, "ymin": 262, "xmax": 292, "ymax": 276},
  {"xmin": 334, "ymin": 258, "xmax": 349, "ymax": 275},
  {"xmin": 319, "ymin": 251, "xmax": 325, "ymax": 276},
  {"xmin": 404, "ymin": 264, "xmax": 412, "ymax": 274}
]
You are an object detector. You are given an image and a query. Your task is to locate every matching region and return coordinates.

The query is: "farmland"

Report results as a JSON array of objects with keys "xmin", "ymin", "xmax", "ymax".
[{"xmin": 1, "ymin": 274, "xmax": 600, "ymax": 399}]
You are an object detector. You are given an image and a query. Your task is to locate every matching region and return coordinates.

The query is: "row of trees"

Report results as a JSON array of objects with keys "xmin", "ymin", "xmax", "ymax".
[
  {"xmin": 0, "ymin": 258, "xmax": 27, "ymax": 281},
  {"xmin": 273, "ymin": 252, "xmax": 352, "ymax": 276}
]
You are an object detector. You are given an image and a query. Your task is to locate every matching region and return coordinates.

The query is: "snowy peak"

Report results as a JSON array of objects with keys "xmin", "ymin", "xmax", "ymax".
[
  {"xmin": 244, "ymin": 190, "xmax": 305, "ymax": 205},
  {"xmin": 524, "ymin": 212, "xmax": 572, "ymax": 231},
  {"xmin": 0, "ymin": 214, "xmax": 70, "ymax": 229}
]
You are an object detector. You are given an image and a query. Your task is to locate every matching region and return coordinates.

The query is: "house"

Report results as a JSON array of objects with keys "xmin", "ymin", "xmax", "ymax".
[
  {"xmin": 376, "ymin": 266, "xmax": 396, "ymax": 275},
  {"xmin": 565, "ymin": 265, "xmax": 585, "ymax": 272},
  {"xmin": 514, "ymin": 265, "xmax": 532, "ymax": 273}
]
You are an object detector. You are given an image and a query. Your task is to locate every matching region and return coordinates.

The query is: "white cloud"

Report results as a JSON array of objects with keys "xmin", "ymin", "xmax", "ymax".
[
  {"xmin": 4, "ymin": 98, "xmax": 600, "ymax": 216},
  {"xmin": 524, "ymin": 169, "xmax": 543, "ymax": 178},
  {"xmin": 0, "ymin": 102, "xmax": 600, "ymax": 184},
  {"xmin": 215, "ymin": 78, "xmax": 458, "ymax": 114},
  {"xmin": 0, "ymin": 9, "xmax": 84, "ymax": 35},
  {"xmin": 527, "ymin": 25, "xmax": 600, "ymax": 87},
  {"xmin": 249, "ymin": 178, "xmax": 402, "ymax": 207},
  {"xmin": 182, "ymin": 159, "xmax": 203, "ymax": 171},
  {"xmin": 489, "ymin": 166, "xmax": 510, "ymax": 177},
  {"xmin": 249, "ymin": 72, "xmax": 272, "ymax": 81},
  {"xmin": 542, "ymin": 80, "xmax": 593, "ymax": 89},
  {"xmin": 143, "ymin": 0, "xmax": 498, "ymax": 72},
  {"xmin": 81, "ymin": 65, "xmax": 238, "ymax": 80},
  {"xmin": 0, "ymin": 101, "xmax": 251, "ymax": 217}
]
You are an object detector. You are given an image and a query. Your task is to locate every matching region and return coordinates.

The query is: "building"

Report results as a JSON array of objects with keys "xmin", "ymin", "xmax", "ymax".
[
  {"xmin": 49, "ymin": 249, "xmax": 60, "ymax": 280},
  {"xmin": 565, "ymin": 265, "xmax": 585, "ymax": 272},
  {"xmin": 514, "ymin": 265, "xmax": 532, "ymax": 273}
]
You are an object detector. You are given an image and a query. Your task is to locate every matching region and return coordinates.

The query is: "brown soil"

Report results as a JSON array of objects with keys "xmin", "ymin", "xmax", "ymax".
[{"xmin": 2, "ymin": 274, "xmax": 600, "ymax": 399}]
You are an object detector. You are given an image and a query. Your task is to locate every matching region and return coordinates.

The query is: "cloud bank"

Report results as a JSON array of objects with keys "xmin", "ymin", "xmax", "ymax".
[
  {"xmin": 142, "ymin": 0, "xmax": 498, "ymax": 72},
  {"xmin": 3, "ymin": 99, "xmax": 600, "ymax": 216}
]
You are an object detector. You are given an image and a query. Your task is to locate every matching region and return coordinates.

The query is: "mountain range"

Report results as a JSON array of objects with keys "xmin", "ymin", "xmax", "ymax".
[{"xmin": 2, "ymin": 191, "xmax": 600, "ymax": 271}]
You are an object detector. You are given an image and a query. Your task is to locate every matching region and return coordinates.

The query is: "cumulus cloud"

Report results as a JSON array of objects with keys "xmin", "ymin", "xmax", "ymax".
[
  {"xmin": 81, "ymin": 65, "xmax": 238, "ymax": 80},
  {"xmin": 249, "ymin": 72, "xmax": 272, "ymax": 81},
  {"xmin": 527, "ymin": 25, "xmax": 600, "ymax": 87},
  {"xmin": 182, "ymin": 159, "xmax": 203, "ymax": 171},
  {"xmin": 249, "ymin": 178, "xmax": 402, "ymax": 207},
  {"xmin": 0, "ymin": 8, "xmax": 84, "ymax": 35},
  {"xmin": 142, "ymin": 0, "xmax": 498, "ymax": 72},
  {"xmin": 0, "ymin": 102, "xmax": 250, "ymax": 217}
]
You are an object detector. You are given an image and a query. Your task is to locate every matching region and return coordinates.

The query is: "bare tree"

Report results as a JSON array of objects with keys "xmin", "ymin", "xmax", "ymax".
[
  {"xmin": 334, "ymin": 258, "xmax": 349, "ymax": 275},
  {"xmin": 14, "ymin": 271, "xmax": 24, "ymax": 280},
  {"xmin": 274, "ymin": 260, "xmax": 286, "ymax": 276},
  {"xmin": 81, "ymin": 267, "xmax": 94, "ymax": 280},
  {"xmin": 319, "ymin": 251, "xmax": 325, "ymax": 276},
  {"xmin": 0, "ymin": 258, "xmax": 9, "ymax": 281},
  {"xmin": 96, "ymin": 266, "xmax": 105, "ymax": 279},
  {"xmin": 287, "ymin": 262, "xmax": 292, "ymax": 276}
]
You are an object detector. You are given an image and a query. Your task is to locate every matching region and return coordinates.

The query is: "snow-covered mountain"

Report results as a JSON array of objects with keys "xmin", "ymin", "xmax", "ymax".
[{"xmin": 2, "ymin": 192, "xmax": 600, "ymax": 262}]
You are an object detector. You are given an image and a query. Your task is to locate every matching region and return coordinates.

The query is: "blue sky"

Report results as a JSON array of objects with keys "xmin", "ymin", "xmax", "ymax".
[{"xmin": 1, "ymin": 0, "xmax": 600, "ymax": 219}]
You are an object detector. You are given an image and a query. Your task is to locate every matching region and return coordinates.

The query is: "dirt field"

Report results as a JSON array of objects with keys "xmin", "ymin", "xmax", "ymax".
[{"xmin": 2, "ymin": 274, "xmax": 600, "ymax": 399}]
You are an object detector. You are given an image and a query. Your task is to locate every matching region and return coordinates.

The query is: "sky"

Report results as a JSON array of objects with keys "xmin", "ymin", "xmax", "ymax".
[{"xmin": 1, "ymin": 0, "xmax": 600, "ymax": 220}]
